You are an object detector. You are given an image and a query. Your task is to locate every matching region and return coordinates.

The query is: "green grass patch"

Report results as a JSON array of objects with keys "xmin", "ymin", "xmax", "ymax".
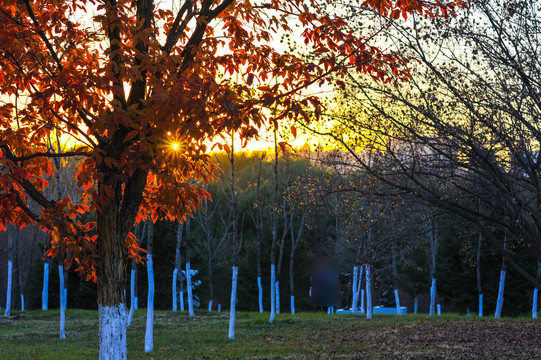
[{"xmin": 0, "ymin": 310, "xmax": 540, "ymax": 359}]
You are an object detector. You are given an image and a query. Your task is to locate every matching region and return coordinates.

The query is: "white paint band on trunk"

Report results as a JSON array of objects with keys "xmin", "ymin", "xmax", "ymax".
[
  {"xmin": 228, "ymin": 266, "xmax": 238, "ymax": 339},
  {"xmin": 145, "ymin": 254, "xmax": 154, "ymax": 352},
  {"xmin": 366, "ymin": 265, "xmax": 372, "ymax": 319},
  {"xmin": 172, "ymin": 268, "xmax": 178, "ymax": 312},
  {"xmin": 430, "ymin": 278, "xmax": 437, "ymax": 316},
  {"xmin": 479, "ymin": 294, "xmax": 483, "ymax": 317},
  {"xmin": 269, "ymin": 264, "xmax": 276, "ymax": 323},
  {"xmin": 351, "ymin": 266, "xmax": 359, "ymax": 311},
  {"xmin": 495, "ymin": 270, "xmax": 506, "ymax": 318},
  {"xmin": 4, "ymin": 260, "xmax": 12, "ymax": 316},
  {"xmin": 533, "ymin": 288, "xmax": 538, "ymax": 319},
  {"xmin": 257, "ymin": 276, "xmax": 263, "ymax": 313},
  {"xmin": 99, "ymin": 303, "xmax": 128, "ymax": 360},
  {"xmin": 186, "ymin": 262, "xmax": 194, "ymax": 317},
  {"xmin": 42, "ymin": 262, "xmax": 49, "ymax": 311},
  {"xmin": 59, "ymin": 265, "xmax": 65, "ymax": 339},
  {"xmin": 394, "ymin": 289, "xmax": 401, "ymax": 315}
]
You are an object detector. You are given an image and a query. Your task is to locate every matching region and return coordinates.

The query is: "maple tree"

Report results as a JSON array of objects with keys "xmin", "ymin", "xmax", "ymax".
[{"xmin": 0, "ymin": 0, "xmax": 461, "ymax": 358}]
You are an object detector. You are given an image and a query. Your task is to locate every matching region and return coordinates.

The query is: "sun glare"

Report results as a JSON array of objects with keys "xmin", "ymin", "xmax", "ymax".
[{"xmin": 172, "ymin": 142, "xmax": 179, "ymax": 150}]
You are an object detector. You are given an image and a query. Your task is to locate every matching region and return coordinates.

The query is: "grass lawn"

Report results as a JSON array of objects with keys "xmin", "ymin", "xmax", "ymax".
[{"xmin": 1, "ymin": 309, "xmax": 540, "ymax": 359}]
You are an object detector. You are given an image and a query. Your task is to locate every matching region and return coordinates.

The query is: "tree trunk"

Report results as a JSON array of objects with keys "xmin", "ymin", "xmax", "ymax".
[
  {"xmin": 129, "ymin": 222, "xmax": 144, "ymax": 326},
  {"xmin": 533, "ymin": 262, "xmax": 541, "ymax": 319},
  {"xmin": 275, "ymin": 150, "xmax": 290, "ymax": 316},
  {"xmin": 360, "ymin": 288, "xmax": 365, "ymax": 314},
  {"xmin": 15, "ymin": 229, "xmax": 24, "ymax": 311},
  {"xmin": 334, "ymin": 196, "xmax": 341, "ymax": 257},
  {"xmin": 145, "ymin": 218, "xmax": 155, "ymax": 352},
  {"xmin": 258, "ymin": 276, "xmax": 263, "ymax": 313},
  {"xmin": 63, "ymin": 266, "xmax": 68, "ymax": 312},
  {"xmin": 366, "ymin": 265, "xmax": 372, "ymax": 319},
  {"xmin": 392, "ymin": 241, "xmax": 401, "ymax": 315},
  {"xmin": 42, "ymin": 260, "xmax": 50, "ymax": 311},
  {"xmin": 228, "ymin": 133, "xmax": 239, "ymax": 339},
  {"xmin": 430, "ymin": 278, "xmax": 437, "ymax": 316},
  {"xmin": 4, "ymin": 224, "xmax": 13, "ymax": 317},
  {"xmin": 289, "ymin": 253, "xmax": 295, "ymax": 315},
  {"xmin": 358, "ymin": 266, "xmax": 363, "ymax": 312},
  {"xmin": 477, "ymin": 232, "xmax": 484, "ymax": 317},
  {"xmin": 172, "ymin": 222, "xmax": 183, "ymax": 311},
  {"xmin": 254, "ymin": 153, "xmax": 266, "ymax": 313},
  {"xmin": 289, "ymin": 211, "xmax": 304, "ymax": 315},
  {"xmin": 96, "ymin": 189, "xmax": 131, "ymax": 360},
  {"xmin": 185, "ymin": 218, "xmax": 195, "ymax": 317},
  {"xmin": 269, "ymin": 129, "xmax": 279, "ymax": 324},
  {"xmin": 228, "ymin": 266, "xmax": 238, "ymax": 339},
  {"xmin": 208, "ymin": 256, "xmax": 214, "ymax": 300},
  {"xmin": 255, "ymin": 153, "xmax": 265, "ymax": 313},
  {"xmin": 128, "ymin": 260, "xmax": 136, "ymax": 326},
  {"xmin": 351, "ymin": 266, "xmax": 359, "ymax": 311},
  {"xmin": 426, "ymin": 216, "xmax": 438, "ymax": 316},
  {"xmin": 494, "ymin": 239, "xmax": 508, "ymax": 318},
  {"xmin": 59, "ymin": 262, "xmax": 66, "ymax": 339}
]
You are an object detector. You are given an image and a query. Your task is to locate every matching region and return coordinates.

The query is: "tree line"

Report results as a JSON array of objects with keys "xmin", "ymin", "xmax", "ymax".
[{"xmin": 2, "ymin": 146, "xmax": 538, "ymax": 318}]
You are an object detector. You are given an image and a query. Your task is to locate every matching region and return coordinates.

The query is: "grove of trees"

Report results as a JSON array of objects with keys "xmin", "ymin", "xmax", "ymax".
[{"xmin": 6, "ymin": 0, "xmax": 541, "ymax": 359}]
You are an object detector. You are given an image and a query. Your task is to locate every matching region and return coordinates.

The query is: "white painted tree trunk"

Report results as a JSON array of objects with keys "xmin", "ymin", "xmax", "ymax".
[
  {"xmin": 186, "ymin": 262, "xmax": 195, "ymax": 317},
  {"xmin": 533, "ymin": 288, "xmax": 538, "ymax": 319},
  {"xmin": 20, "ymin": 294, "xmax": 24, "ymax": 311},
  {"xmin": 437, "ymin": 303, "xmax": 441, "ymax": 316},
  {"xmin": 172, "ymin": 268, "xmax": 178, "ymax": 311},
  {"xmin": 134, "ymin": 296, "xmax": 138, "ymax": 310},
  {"xmin": 429, "ymin": 278, "xmax": 436, "ymax": 315},
  {"xmin": 366, "ymin": 265, "xmax": 372, "ymax": 320},
  {"xmin": 414, "ymin": 295, "xmax": 418, "ymax": 314},
  {"xmin": 351, "ymin": 266, "xmax": 359, "ymax": 311},
  {"xmin": 42, "ymin": 262, "xmax": 49, "ymax": 310},
  {"xmin": 360, "ymin": 289, "xmax": 365, "ymax": 314},
  {"xmin": 180, "ymin": 291, "xmax": 184, "ymax": 311},
  {"xmin": 358, "ymin": 266, "xmax": 364, "ymax": 313},
  {"xmin": 494, "ymin": 270, "xmax": 506, "ymax": 318},
  {"xmin": 275, "ymin": 281, "xmax": 280, "ymax": 314},
  {"xmin": 290, "ymin": 295, "xmax": 295, "ymax": 314},
  {"xmin": 257, "ymin": 276, "xmax": 263, "ymax": 313},
  {"xmin": 59, "ymin": 265, "xmax": 66, "ymax": 339},
  {"xmin": 228, "ymin": 266, "xmax": 238, "ymax": 339},
  {"xmin": 145, "ymin": 254, "xmax": 154, "ymax": 353},
  {"xmin": 394, "ymin": 289, "xmax": 401, "ymax": 315},
  {"xmin": 63, "ymin": 286, "xmax": 68, "ymax": 311},
  {"xmin": 479, "ymin": 294, "xmax": 483, "ymax": 317},
  {"xmin": 4, "ymin": 260, "xmax": 12, "ymax": 316},
  {"xmin": 208, "ymin": 300, "xmax": 213, "ymax": 312},
  {"xmin": 99, "ymin": 304, "xmax": 128, "ymax": 360},
  {"xmin": 128, "ymin": 269, "xmax": 136, "ymax": 326},
  {"xmin": 269, "ymin": 264, "xmax": 276, "ymax": 323}
]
